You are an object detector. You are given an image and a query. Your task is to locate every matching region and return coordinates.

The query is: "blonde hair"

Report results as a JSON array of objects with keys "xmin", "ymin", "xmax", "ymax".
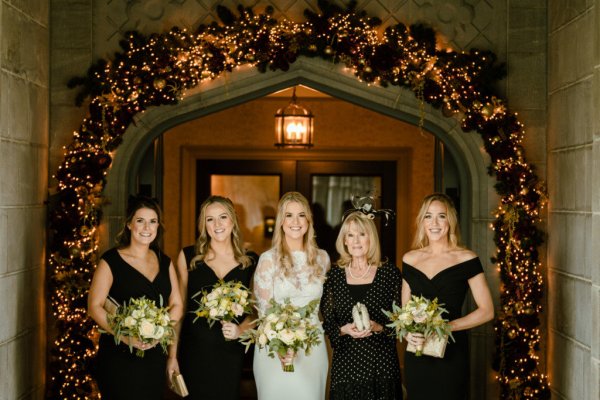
[
  {"xmin": 190, "ymin": 196, "xmax": 252, "ymax": 270},
  {"xmin": 412, "ymin": 193, "xmax": 462, "ymax": 249},
  {"xmin": 271, "ymin": 192, "xmax": 323, "ymax": 279},
  {"xmin": 335, "ymin": 211, "xmax": 381, "ymax": 268}
]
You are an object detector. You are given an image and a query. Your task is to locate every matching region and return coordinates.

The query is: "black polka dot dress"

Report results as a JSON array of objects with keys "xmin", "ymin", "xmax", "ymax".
[{"xmin": 321, "ymin": 263, "xmax": 403, "ymax": 400}]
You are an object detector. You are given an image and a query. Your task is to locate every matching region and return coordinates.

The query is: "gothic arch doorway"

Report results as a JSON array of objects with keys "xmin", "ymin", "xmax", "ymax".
[{"xmin": 101, "ymin": 58, "xmax": 498, "ymax": 397}]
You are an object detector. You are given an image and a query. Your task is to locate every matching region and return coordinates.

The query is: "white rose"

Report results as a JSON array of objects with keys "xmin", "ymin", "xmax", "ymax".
[
  {"xmin": 207, "ymin": 299, "xmax": 218, "ymax": 308},
  {"xmin": 295, "ymin": 328, "xmax": 307, "ymax": 341},
  {"xmin": 241, "ymin": 290, "xmax": 249, "ymax": 298},
  {"xmin": 131, "ymin": 309, "xmax": 144, "ymax": 319},
  {"xmin": 239, "ymin": 297, "xmax": 248, "ymax": 306},
  {"xmin": 266, "ymin": 313, "xmax": 278, "ymax": 323},
  {"xmin": 266, "ymin": 329, "xmax": 278, "ymax": 340},
  {"xmin": 123, "ymin": 316, "xmax": 137, "ymax": 328},
  {"xmin": 275, "ymin": 321, "xmax": 285, "ymax": 331},
  {"xmin": 153, "ymin": 325, "xmax": 165, "ymax": 340},
  {"xmin": 258, "ymin": 333, "xmax": 268, "ymax": 347},
  {"xmin": 399, "ymin": 312, "xmax": 413, "ymax": 325},
  {"xmin": 139, "ymin": 320, "xmax": 156, "ymax": 338},
  {"xmin": 206, "ymin": 292, "xmax": 217, "ymax": 301},
  {"xmin": 278, "ymin": 329, "xmax": 296, "ymax": 345},
  {"xmin": 160, "ymin": 314, "xmax": 171, "ymax": 326},
  {"xmin": 209, "ymin": 308, "xmax": 219, "ymax": 318},
  {"xmin": 413, "ymin": 312, "xmax": 428, "ymax": 324},
  {"xmin": 231, "ymin": 303, "xmax": 244, "ymax": 317}
]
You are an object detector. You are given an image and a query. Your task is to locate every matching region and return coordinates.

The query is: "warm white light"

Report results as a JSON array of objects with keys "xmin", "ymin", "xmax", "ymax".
[{"xmin": 275, "ymin": 86, "xmax": 314, "ymax": 148}]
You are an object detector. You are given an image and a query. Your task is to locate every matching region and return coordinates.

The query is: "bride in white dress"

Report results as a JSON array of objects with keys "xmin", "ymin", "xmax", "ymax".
[{"xmin": 253, "ymin": 192, "xmax": 330, "ymax": 400}]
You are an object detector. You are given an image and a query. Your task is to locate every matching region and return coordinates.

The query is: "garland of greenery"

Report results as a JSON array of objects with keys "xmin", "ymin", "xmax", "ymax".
[{"xmin": 47, "ymin": 1, "xmax": 550, "ymax": 398}]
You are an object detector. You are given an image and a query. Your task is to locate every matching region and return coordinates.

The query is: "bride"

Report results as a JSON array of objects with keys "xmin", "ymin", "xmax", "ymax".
[{"xmin": 253, "ymin": 192, "xmax": 330, "ymax": 400}]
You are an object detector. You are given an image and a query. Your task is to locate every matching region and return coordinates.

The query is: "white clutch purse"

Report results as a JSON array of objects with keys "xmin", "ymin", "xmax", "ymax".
[
  {"xmin": 352, "ymin": 302, "xmax": 371, "ymax": 331},
  {"xmin": 406, "ymin": 334, "xmax": 448, "ymax": 358}
]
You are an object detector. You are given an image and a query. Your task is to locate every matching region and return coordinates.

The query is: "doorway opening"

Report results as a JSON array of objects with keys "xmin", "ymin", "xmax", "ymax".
[{"xmin": 196, "ymin": 159, "xmax": 397, "ymax": 262}]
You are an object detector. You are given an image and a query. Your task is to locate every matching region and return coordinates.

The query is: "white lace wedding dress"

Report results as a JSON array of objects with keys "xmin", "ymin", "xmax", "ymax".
[{"xmin": 253, "ymin": 248, "xmax": 330, "ymax": 400}]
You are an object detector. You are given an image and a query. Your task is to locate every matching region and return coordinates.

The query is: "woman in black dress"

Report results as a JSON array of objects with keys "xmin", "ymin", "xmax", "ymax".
[
  {"xmin": 402, "ymin": 193, "xmax": 494, "ymax": 400},
  {"xmin": 321, "ymin": 210, "xmax": 403, "ymax": 399},
  {"xmin": 88, "ymin": 195, "xmax": 183, "ymax": 400},
  {"xmin": 170, "ymin": 196, "xmax": 256, "ymax": 400}
]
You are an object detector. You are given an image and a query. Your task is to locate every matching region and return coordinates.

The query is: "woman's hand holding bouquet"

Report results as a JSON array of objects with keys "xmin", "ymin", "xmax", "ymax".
[
  {"xmin": 239, "ymin": 298, "xmax": 322, "ymax": 372},
  {"xmin": 383, "ymin": 295, "xmax": 453, "ymax": 357},
  {"xmin": 105, "ymin": 295, "xmax": 175, "ymax": 357},
  {"xmin": 192, "ymin": 280, "xmax": 253, "ymax": 339}
]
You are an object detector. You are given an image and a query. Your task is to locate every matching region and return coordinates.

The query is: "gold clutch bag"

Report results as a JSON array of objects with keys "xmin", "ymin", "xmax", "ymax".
[
  {"xmin": 171, "ymin": 372, "xmax": 189, "ymax": 397},
  {"xmin": 103, "ymin": 296, "xmax": 120, "ymax": 315},
  {"xmin": 406, "ymin": 334, "xmax": 448, "ymax": 358}
]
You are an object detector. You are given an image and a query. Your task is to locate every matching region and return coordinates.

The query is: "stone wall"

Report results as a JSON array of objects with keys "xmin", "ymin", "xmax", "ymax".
[
  {"xmin": 0, "ymin": 0, "xmax": 49, "ymax": 399},
  {"xmin": 46, "ymin": 1, "xmax": 553, "ymax": 399},
  {"xmin": 547, "ymin": 1, "xmax": 599, "ymax": 399}
]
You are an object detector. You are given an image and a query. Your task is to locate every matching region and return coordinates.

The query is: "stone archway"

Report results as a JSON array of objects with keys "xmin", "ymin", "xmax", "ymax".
[{"xmin": 103, "ymin": 57, "xmax": 499, "ymax": 397}]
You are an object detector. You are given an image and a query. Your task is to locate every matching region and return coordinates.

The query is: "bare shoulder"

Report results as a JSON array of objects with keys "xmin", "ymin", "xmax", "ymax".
[
  {"xmin": 402, "ymin": 249, "xmax": 426, "ymax": 265},
  {"xmin": 453, "ymin": 247, "xmax": 478, "ymax": 263}
]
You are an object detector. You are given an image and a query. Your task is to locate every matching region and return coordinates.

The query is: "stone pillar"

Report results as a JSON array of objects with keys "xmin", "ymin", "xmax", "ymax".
[
  {"xmin": 0, "ymin": 0, "xmax": 49, "ymax": 398},
  {"xmin": 548, "ymin": 1, "xmax": 597, "ymax": 399}
]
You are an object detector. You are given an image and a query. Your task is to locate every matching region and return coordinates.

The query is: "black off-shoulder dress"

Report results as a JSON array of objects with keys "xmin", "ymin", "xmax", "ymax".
[{"xmin": 402, "ymin": 257, "xmax": 484, "ymax": 400}]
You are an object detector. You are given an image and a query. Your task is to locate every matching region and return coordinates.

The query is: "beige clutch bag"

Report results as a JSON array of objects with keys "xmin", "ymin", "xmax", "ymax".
[
  {"xmin": 406, "ymin": 334, "xmax": 448, "ymax": 358},
  {"xmin": 103, "ymin": 296, "xmax": 120, "ymax": 315},
  {"xmin": 171, "ymin": 372, "xmax": 189, "ymax": 397}
]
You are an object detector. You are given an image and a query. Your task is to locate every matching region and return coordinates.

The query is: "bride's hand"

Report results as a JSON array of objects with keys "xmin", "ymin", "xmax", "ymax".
[{"xmin": 278, "ymin": 348, "xmax": 295, "ymax": 367}]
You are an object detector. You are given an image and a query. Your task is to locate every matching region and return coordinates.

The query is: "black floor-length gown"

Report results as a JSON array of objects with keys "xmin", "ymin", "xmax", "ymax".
[
  {"xmin": 94, "ymin": 248, "xmax": 172, "ymax": 400},
  {"xmin": 402, "ymin": 257, "xmax": 484, "ymax": 400},
  {"xmin": 321, "ymin": 263, "xmax": 403, "ymax": 399},
  {"xmin": 178, "ymin": 246, "xmax": 257, "ymax": 400}
]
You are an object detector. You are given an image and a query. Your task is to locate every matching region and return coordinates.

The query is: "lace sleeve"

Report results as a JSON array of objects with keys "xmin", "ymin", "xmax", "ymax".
[
  {"xmin": 253, "ymin": 251, "xmax": 276, "ymax": 317},
  {"xmin": 317, "ymin": 249, "xmax": 331, "ymax": 276}
]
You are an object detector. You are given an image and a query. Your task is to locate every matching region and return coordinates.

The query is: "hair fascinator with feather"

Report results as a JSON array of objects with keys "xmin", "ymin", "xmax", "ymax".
[{"xmin": 342, "ymin": 192, "xmax": 395, "ymax": 226}]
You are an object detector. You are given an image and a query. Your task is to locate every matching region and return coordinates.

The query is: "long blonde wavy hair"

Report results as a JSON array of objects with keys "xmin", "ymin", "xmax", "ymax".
[
  {"xmin": 271, "ymin": 192, "xmax": 323, "ymax": 279},
  {"xmin": 412, "ymin": 193, "xmax": 462, "ymax": 249},
  {"xmin": 190, "ymin": 196, "xmax": 252, "ymax": 270},
  {"xmin": 335, "ymin": 211, "xmax": 382, "ymax": 268}
]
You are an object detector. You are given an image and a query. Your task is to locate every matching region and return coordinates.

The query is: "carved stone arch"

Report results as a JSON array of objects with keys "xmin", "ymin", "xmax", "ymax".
[{"xmin": 104, "ymin": 57, "xmax": 495, "ymax": 252}]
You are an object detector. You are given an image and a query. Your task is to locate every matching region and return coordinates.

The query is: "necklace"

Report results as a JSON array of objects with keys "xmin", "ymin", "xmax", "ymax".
[{"xmin": 348, "ymin": 261, "xmax": 372, "ymax": 280}]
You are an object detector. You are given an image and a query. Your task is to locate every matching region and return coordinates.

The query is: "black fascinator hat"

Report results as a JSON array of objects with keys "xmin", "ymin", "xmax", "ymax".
[{"xmin": 342, "ymin": 192, "xmax": 395, "ymax": 226}]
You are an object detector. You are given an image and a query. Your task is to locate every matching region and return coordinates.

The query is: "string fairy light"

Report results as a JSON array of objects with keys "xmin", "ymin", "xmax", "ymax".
[{"xmin": 49, "ymin": 1, "xmax": 549, "ymax": 398}]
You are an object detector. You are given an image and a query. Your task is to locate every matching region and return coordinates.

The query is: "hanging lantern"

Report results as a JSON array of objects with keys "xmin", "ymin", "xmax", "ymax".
[{"xmin": 274, "ymin": 87, "xmax": 314, "ymax": 148}]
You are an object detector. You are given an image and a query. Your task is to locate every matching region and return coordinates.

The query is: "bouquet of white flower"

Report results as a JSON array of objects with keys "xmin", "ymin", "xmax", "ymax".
[
  {"xmin": 107, "ymin": 295, "xmax": 175, "ymax": 357},
  {"xmin": 239, "ymin": 298, "xmax": 322, "ymax": 372},
  {"xmin": 382, "ymin": 295, "xmax": 453, "ymax": 357},
  {"xmin": 192, "ymin": 280, "xmax": 253, "ymax": 327}
]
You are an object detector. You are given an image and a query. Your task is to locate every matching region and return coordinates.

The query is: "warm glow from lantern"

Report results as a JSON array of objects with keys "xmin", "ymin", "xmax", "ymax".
[{"xmin": 274, "ymin": 86, "xmax": 314, "ymax": 148}]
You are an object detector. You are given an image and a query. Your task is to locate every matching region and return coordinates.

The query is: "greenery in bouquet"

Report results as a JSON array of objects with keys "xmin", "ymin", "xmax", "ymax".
[
  {"xmin": 192, "ymin": 280, "xmax": 253, "ymax": 327},
  {"xmin": 106, "ymin": 295, "xmax": 175, "ymax": 357},
  {"xmin": 239, "ymin": 298, "xmax": 322, "ymax": 372},
  {"xmin": 382, "ymin": 294, "xmax": 453, "ymax": 355}
]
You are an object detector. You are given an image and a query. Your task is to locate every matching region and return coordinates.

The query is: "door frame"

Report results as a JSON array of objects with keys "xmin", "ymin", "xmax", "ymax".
[
  {"xmin": 180, "ymin": 146, "xmax": 411, "ymax": 259},
  {"xmin": 196, "ymin": 158, "xmax": 398, "ymax": 261}
]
